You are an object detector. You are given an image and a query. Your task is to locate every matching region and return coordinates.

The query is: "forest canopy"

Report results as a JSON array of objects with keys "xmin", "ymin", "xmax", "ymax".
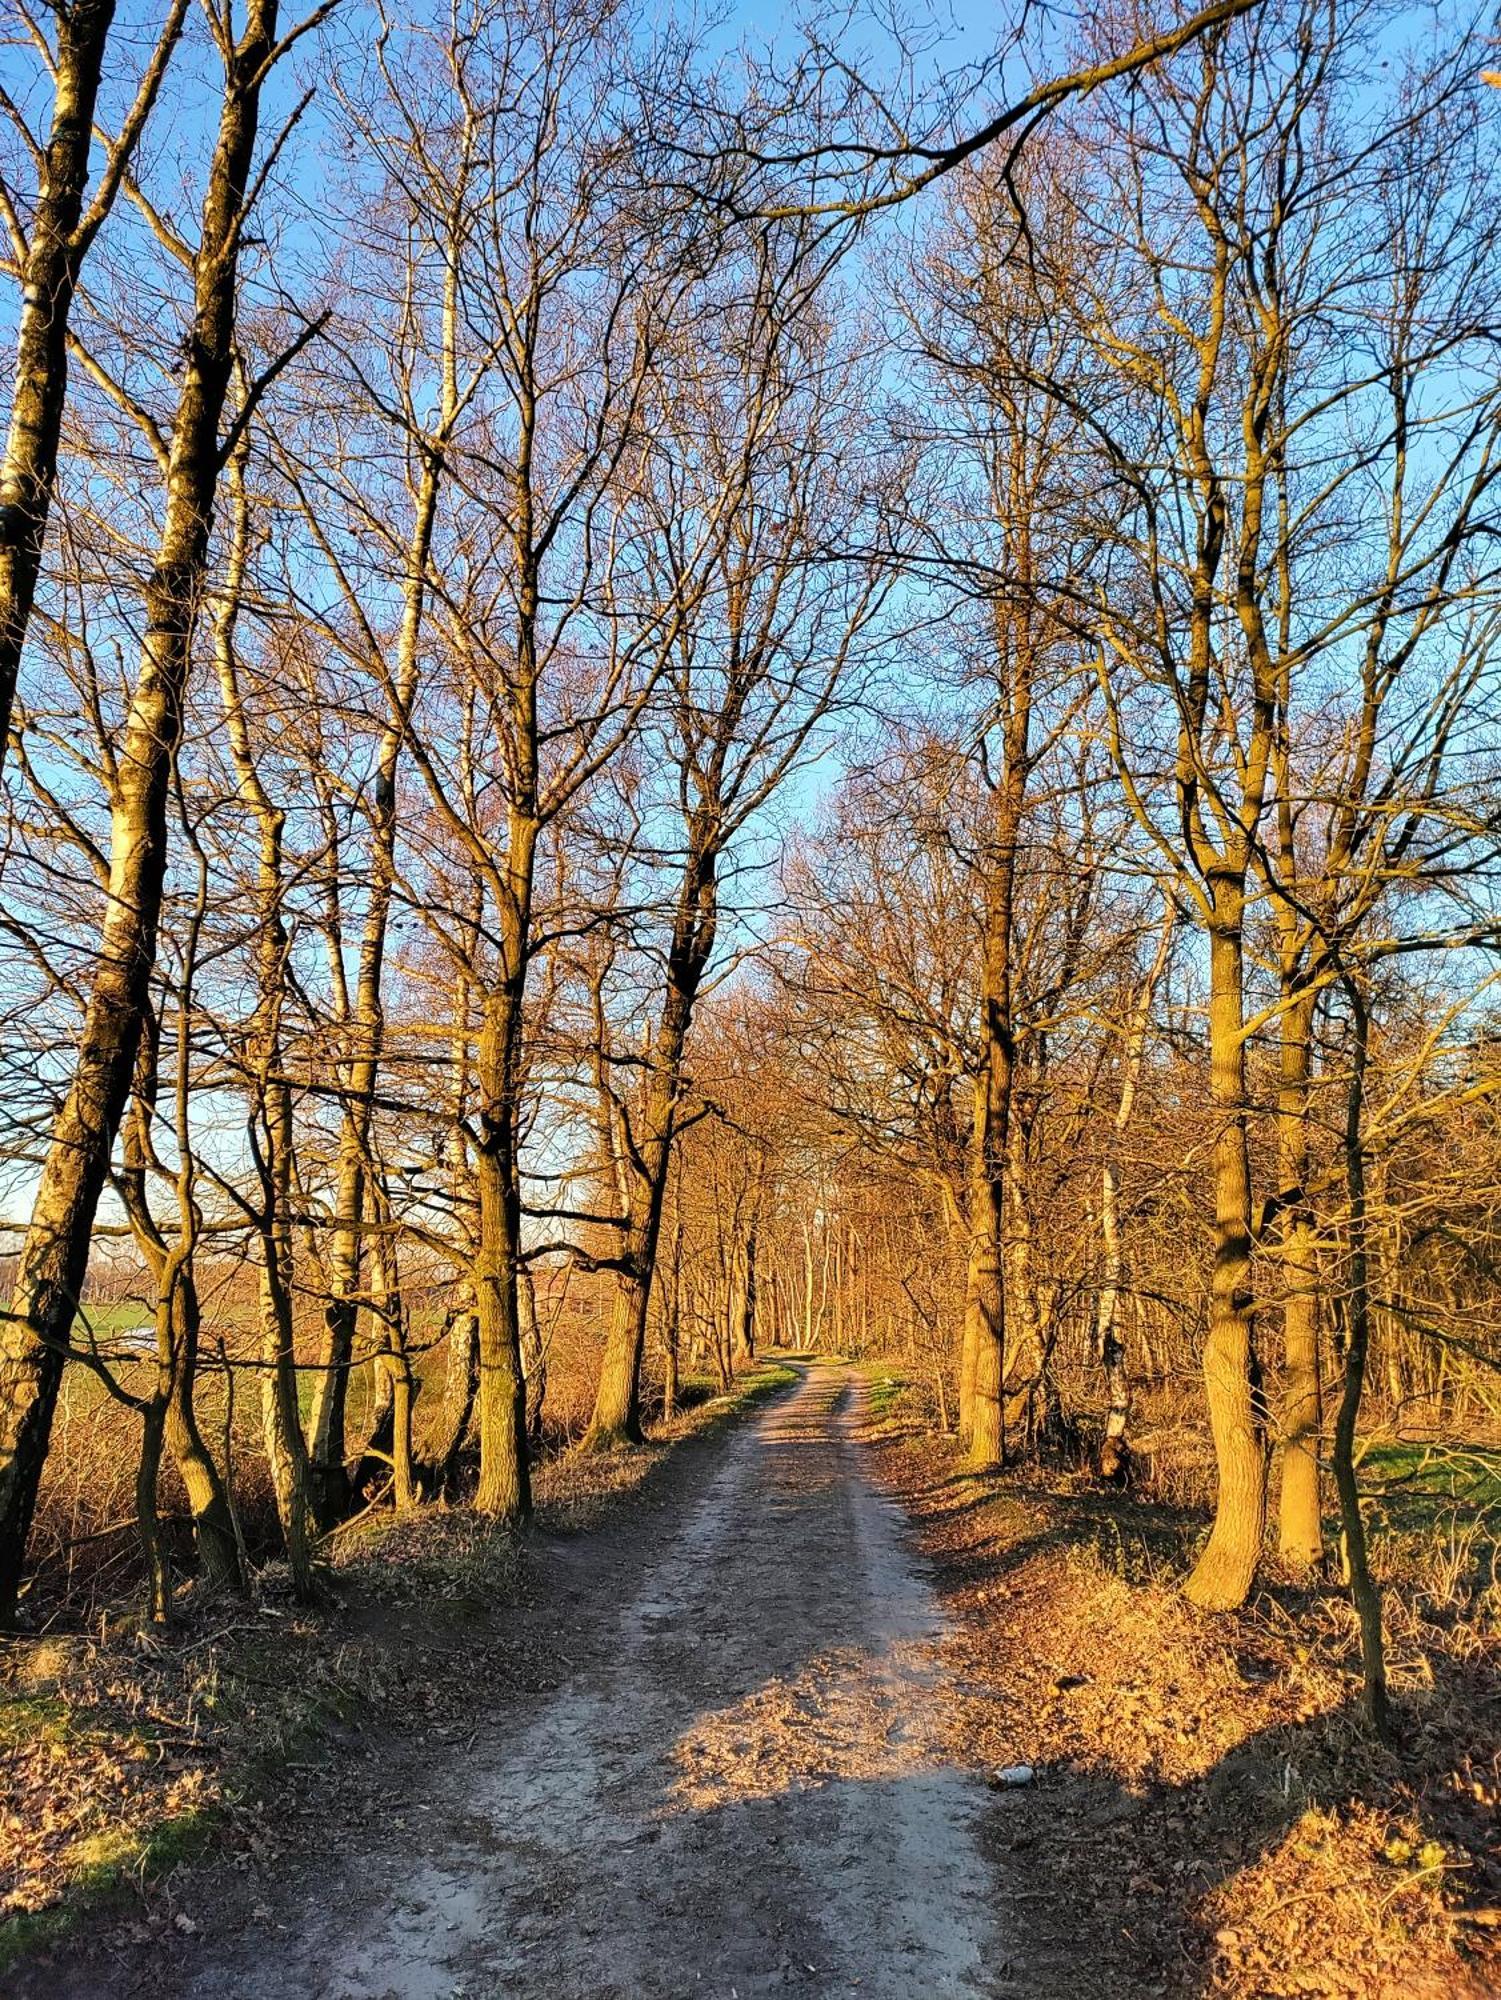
[{"xmin": 1, "ymin": 0, "xmax": 1499, "ymax": 1787}]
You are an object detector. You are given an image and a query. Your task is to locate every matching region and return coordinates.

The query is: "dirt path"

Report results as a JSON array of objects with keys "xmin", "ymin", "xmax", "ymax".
[{"xmin": 148, "ymin": 1363, "xmax": 1012, "ymax": 2000}]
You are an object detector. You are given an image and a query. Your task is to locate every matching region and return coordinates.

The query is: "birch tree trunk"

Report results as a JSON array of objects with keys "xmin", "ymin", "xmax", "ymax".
[{"xmin": 1096, "ymin": 907, "xmax": 1173, "ymax": 1479}]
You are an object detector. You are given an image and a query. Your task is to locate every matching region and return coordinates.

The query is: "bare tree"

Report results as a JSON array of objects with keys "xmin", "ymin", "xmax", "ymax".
[
  {"xmin": 0, "ymin": 0, "xmax": 333, "ymax": 1615},
  {"xmin": 1003, "ymin": 0, "xmax": 1501, "ymax": 1605},
  {"xmin": 581, "ymin": 225, "xmax": 892, "ymax": 1446}
]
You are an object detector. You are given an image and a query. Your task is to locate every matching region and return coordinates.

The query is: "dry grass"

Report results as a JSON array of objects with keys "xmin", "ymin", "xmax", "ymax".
[
  {"xmin": 20, "ymin": 1299, "xmax": 727, "ymax": 1626},
  {"xmin": 0, "ymin": 1358, "xmax": 794, "ymax": 1973},
  {"xmin": 0, "ymin": 1507, "xmax": 530, "ymax": 1969}
]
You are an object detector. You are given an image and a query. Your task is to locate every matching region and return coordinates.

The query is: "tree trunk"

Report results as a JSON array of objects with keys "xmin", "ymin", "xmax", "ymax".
[
  {"xmin": 471, "ymin": 987, "xmax": 531, "ymax": 1520},
  {"xmin": 1096, "ymin": 907, "xmax": 1171, "ymax": 1480},
  {"xmin": 731, "ymin": 1229, "xmax": 757, "ymax": 1370},
  {"xmin": 964, "ymin": 571, "xmax": 1030, "ymax": 1472},
  {"xmin": 212, "ymin": 439, "xmax": 315, "ymax": 1591},
  {"xmin": 305, "ymin": 454, "xmax": 444, "ymax": 1524},
  {"xmin": 967, "ymin": 1171, "xmax": 1006, "ymax": 1471},
  {"xmin": 1097, "ymin": 1154, "xmax": 1131, "ymax": 1479},
  {"xmin": 1277, "ymin": 987, "xmax": 1323, "ymax": 1568},
  {"xmin": 661, "ymin": 1194, "xmax": 684, "ymax": 1420},
  {"xmin": 471, "ymin": 1145, "xmax": 530, "ymax": 1519},
  {"xmin": 119, "ymin": 1049, "xmax": 243, "ymax": 1594},
  {"xmin": 591, "ymin": 1261, "xmax": 651, "ymax": 1448},
  {"xmin": 519, "ymin": 1264, "xmax": 546, "ymax": 1446},
  {"xmin": 305, "ymin": 1135, "xmax": 364, "ymax": 1528},
  {"xmin": 389, "ymin": 1352, "xmax": 416, "ymax": 1517},
  {"xmin": 254, "ymin": 959, "xmax": 316, "ymax": 1600},
  {"xmin": 1183, "ymin": 915, "xmax": 1268, "ymax": 1610},
  {"xmin": 258, "ymin": 1205, "xmax": 316, "ymax": 1600},
  {"xmin": 1001, "ymin": 1142, "xmax": 1043, "ymax": 1444},
  {"xmin": 966, "ymin": 915, "xmax": 1017, "ymax": 1474},
  {"xmin": 1332, "ymin": 986, "xmax": 1390, "ymax": 1737},
  {"xmin": 136, "ymin": 1372, "xmax": 172, "ymax": 1627},
  {"xmin": 663, "ymin": 1335, "xmax": 679, "ymax": 1422},
  {"xmin": 585, "ymin": 845, "xmax": 714, "ymax": 1449},
  {"xmin": 0, "ymin": 0, "xmax": 281, "ymax": 1619},
  {"xmin": 163, "ymin": 1278, "xmax": 242, "ymax": 1591},
  {"xmin": 956, "ymin": 1177, "xmax": 981, "ymax": 1445},
  {"xmin": 957, "ymin": 1297, "xmax": 980, "ymax": 1446},
  {"xmin": 424, "ymin": 1305, "xmax": 478, "ymax": 1491},
  {"xmin": 0, "ymin": 0, "xmax": 185, "ymax": 770},
  {"xmin": 373, "ymin": 1213, "xmax": 416, "ymax": 1516}
]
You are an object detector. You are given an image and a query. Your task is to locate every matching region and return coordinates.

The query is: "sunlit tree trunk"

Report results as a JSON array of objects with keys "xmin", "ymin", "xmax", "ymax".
[
  {"xmin": 955, "ymin": 1178, "xmax": 980, "ymax": 1444},
  {"xmin": 425, "ymin": 1306, "xmax": 478, "ymax": 1492},
  {"xmin": 0, "ymin": 0, "xmax": 186, "ymax": 772},
  {"xmin": 1096, "ymin": 906, "xmax": 1173, "ymax": 1479},
  {"xmin": 120, "ymin": 1037, "xmax": 242, "ymax": 1595},
  {"xmin": 660, "ymin": 1168, "xmax": 685, "ymax": 1418},
  {"xmin": 371, "ymin": 1195, "xmax": 416, "ymax": 1516},
  {"xmin": 1001, "ymin": 1133, "xmax": 1044, "ymax": 1442},
  {"xmin": 249, "ymin": 819, "xmax": 316, "ymax": 1601},
  {"xmin": 211, "ymin": 437, "xmax": 314, "ymax": 1586},
  {"xmin": 1276, "ymin": 984, "xmax": 1323, "ymax": 1567},
  {"xmin": 966, "ymin": 599, "xmax": 1030, "ymax": 1473},
  {"xmin": 0, "ymin": 0, "xmax": 283, "ymax": 1618},
  {"xmin": 586, "ymin": 844, "xmax": 715, "ymax": 1449},
  {"xmin": 1183, "ymin": 910, "xmax": 1268, "ymax": 1609},
  {"xmin": 472, "ymin": 902, "xmax": 533, "ymax": 1521},
  {"xmin": 966, "ymin": 1155, "xmax": 1007, "ymax": 1469}
]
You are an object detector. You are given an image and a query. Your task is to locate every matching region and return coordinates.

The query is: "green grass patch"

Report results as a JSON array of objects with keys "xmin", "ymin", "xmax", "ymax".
[
  {"xmin": 866, "ymin": 1372, "xmax": 906, "ymax": 1423},
  {"xmin": 1356, "ymin": 1437, "xmax": 1501, "ymax": 1611},
  {"xmin": 1359, "ymin": 1438, "xmax": 1501, "ymax": 1510},
  {"xmin": 672, "ymin": 1363, "xmax": 798, "ymax": 1420},
  {"xmin": 724, "ymin": 1361, "xmax": 798, "ymax": 1407},
  {"xmin": 0, "ymin": 1806, "xmax": 218, "ymax": 1978},
  {"xmin": 0, "ymin": 1691, "xmax": 72, "ymax": 1754},
  {"xmin": 676, "ymin": 1363, "xmax": 800, "ymax": 1429},
  {"xmin": 75, "ymin": 1300, "xmax": 153, "ymax": 1339}
]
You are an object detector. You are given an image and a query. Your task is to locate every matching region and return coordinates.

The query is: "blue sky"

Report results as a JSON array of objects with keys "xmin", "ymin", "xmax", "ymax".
[{"xmin": 3, "ymin": 0, "xmax": 1498, "ymax": 1255}]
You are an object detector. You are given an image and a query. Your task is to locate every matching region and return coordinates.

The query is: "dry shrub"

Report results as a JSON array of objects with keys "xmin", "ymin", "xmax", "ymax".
[{"xmin": 21, "ymin": 1275, "xmax": 619, "ymax": 1628}]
